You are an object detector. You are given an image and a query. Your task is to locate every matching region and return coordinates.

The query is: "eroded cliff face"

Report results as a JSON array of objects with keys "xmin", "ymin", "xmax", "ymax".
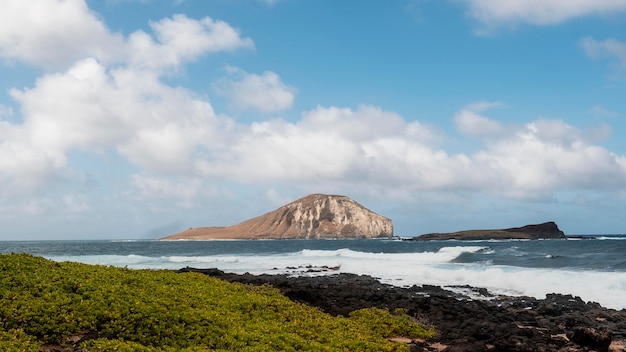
[
  {"xmin": 162, "ymin": 194, "xmax": 393, "ymax": 240},
  {"xmin": 270, "ymin": 194, "xmax": 393, "ymax": 239}
]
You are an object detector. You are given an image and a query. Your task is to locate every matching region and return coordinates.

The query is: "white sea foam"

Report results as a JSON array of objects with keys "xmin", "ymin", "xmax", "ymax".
[
  {"xmin": 300, "ymin": 246, "xmax": 486, "ymax": 262},
  {"xmin": 596, "ymin": 236, "xmax": 626, "ymax": 240},
  {"xmin": 45, "ymin": 247, "xmax": 626, "ymax": 310}
]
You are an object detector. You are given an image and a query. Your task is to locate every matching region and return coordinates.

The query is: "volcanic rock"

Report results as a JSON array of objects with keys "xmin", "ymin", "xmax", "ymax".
[
  {"xmin": 414, "ymin": 221, "xmax": 566, "ymax": 241},
  {"xmin": 178, "ymin": 269, "xmax": 626, "ymax": 352},
  {"xmin": 161, "ymin": 194, "xmax": 393, "ymax": 240}
]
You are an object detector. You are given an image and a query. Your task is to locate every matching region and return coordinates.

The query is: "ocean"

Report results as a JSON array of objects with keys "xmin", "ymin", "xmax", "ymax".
[{"xmin": 1, "ymin": 237, "xmax": 625, "ymax": 310}]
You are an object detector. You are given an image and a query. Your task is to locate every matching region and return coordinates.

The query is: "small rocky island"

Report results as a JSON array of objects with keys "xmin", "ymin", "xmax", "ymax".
[
  {"xmin": 161, "ymin": 194, "xmax": 393, "ymax": 240},
  {"xmin": 413, "ymin": 221, "xmax": 566, "ymax": 241}
]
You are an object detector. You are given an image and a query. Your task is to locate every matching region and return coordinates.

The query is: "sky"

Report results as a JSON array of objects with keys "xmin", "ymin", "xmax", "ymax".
[{"xmin": 1, "ymin": 0, "xmax": 626, "ymax": 240}]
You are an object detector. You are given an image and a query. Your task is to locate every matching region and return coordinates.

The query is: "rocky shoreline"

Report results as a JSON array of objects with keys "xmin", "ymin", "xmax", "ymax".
[{"xmin": 178, "ymin": 268, "xmax": 626, "ymax": 352}]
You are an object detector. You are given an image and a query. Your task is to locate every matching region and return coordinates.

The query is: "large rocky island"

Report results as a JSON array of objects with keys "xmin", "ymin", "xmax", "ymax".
[
  {"xmin": 413, "ymin": 221, "xmax": 566, "ymax": 241},
  {"xmin": 161, "ymin": 194, "xmax": 393, "ymax": 240}
]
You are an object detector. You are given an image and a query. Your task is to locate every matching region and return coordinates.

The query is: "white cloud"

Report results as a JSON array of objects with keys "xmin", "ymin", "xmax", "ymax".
[
  {"xmin": 455, "ymin": 111, "xmax": 504, "ymax": 138},
  {"xmin": 2, "ymin": 0, "xmax": 626, "ymax": 221},
  {"xmin": 215, "ymin": 66, "xmax": 296, "ymax": 113},
  {"xmin": 6, "ymin": 58, "xmax": 232, "ymax": 177},
  {"xmin": 474, "ymin": 119, "xmax": 626, "ymax": 196},
  {"xmin": 299, "ymin": 105, "xmax": 410, "ymax": 142},
  {"xmin": 195, "ymin": 105, "xmax": 448, "ymax": 184},
  {"xmin": 461, "ymin": 0, "xmax": 626, "ymax": 32},
  {"xmin": 0, "ymin": 193, "xmax": 89, "ymax": 220},
  {"xmin": 0, "ymin": 0, "xmax": 124, "ymax": 70},
  {"xmin": 0, "ymin": 104, "xmax": 13, "ymax": 119},
  {"xmin": 0, "ymin": 2, "xmax": 253, "ymax": 192},
  {"xmin": 131, "ymin": 175, "xmax": 208, "ymax": 208},
  {"xmin": 0, "ymin": 137, "xmax": 67, "ymax": 191},
  {"xmin": 194, "ymin": 104, "xmax": 626, "ymax": 200},
  {"xmin": 454, "ymin": 102, "xmax": 505, "ymax": 138},
  {"xmin": 128, "ymin": 15, "xmax": 254, "ymax": 71},
  {"xmin": 580, "ymin": 37, "xmax": 626, "ymax": 67},
  {"xmin": 0, "ymin": 1, "xmax": 253, "ymax": 71},
  {"xmin": 63, "ymin": 193, "xmax": 91, "ymax": 214}
]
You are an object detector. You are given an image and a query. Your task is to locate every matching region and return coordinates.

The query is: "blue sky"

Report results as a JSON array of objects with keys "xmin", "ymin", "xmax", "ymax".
[{"xmin": 1, "ymin": 0, "xmax": 626, "ymax": 239}]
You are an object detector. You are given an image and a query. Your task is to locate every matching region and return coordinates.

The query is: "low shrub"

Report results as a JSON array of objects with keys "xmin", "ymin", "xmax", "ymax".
[{"xmin": 0, "ymin": 253, "xmax": 433, "ymax": 351}]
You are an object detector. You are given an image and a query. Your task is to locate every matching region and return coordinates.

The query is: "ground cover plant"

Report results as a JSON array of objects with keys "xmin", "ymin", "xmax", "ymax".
[{"xmin": 0, "ymin": 253, "xmax": 434, "ymax": 351}]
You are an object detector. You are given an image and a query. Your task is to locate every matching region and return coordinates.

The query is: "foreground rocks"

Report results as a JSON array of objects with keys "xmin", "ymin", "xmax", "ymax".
[
  {"xmin": 179, "ymin": 268, "xmax": 626, "ymax": 352},
  {"xmin": 162, "ymin": 194, "xmax": 393, "ymax": 240}
]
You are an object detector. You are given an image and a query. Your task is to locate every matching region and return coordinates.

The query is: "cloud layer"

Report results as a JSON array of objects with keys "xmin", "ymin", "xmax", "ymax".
[
  {"xmin": 1, "ymin": 0, "xmax": 626, "ymax": 235},
  {"xmin": 2, "ymin": 0, "xmax": 626, "ymax": 196}
]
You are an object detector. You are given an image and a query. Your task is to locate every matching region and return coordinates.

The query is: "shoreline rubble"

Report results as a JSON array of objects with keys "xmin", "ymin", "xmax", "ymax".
[{"xmin": 178, "ymin": 267, "xmax": 626, "ymax": 352}]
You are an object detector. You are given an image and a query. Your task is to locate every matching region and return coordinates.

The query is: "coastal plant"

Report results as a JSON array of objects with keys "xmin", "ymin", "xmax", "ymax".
[
  {"xmin": 0, "ymin": 329, "xmax": 40, "ymax": 352},
  {"xmin": 349, "ymin": 308, "xmax": 435, "ymax": 340},
  {"xmin": 0, "ymin": 253, "xmax": 434, "ymax": 351}
]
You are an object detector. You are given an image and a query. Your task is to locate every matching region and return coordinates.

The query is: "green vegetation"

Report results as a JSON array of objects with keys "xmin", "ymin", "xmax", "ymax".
[{"xmin": 0, "ymin": 253, "xmax": 434, "ymax": 351}]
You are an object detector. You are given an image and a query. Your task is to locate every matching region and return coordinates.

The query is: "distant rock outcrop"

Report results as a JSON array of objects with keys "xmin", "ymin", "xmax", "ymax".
[
  {"xmin": 161, "ymin": 194, "xmax": 393, "ymax": 240},
  {"xmin": 413, "ymin": 222, "xmax": 566, "ymax": 241}
]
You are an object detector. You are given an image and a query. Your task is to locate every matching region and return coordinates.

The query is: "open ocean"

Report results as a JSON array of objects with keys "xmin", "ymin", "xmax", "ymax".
[{"xmin": 1, "ymin": 237, "xmax": 625, "ymax": 310}]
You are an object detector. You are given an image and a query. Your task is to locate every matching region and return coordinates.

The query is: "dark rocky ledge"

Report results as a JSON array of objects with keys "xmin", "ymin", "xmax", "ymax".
[
  {"xmin": 413, "ymin": 221, "xmax": 567, "ymax": 241},
  {"xmin": 178, "ymin": 268, "xmax": 626, "ymax": 352}
]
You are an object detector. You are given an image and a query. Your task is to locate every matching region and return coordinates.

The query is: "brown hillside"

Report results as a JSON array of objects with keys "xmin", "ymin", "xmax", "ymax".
[{"xmin": 161, "ymin": 194, "xmax": 393, "ymax": 240}]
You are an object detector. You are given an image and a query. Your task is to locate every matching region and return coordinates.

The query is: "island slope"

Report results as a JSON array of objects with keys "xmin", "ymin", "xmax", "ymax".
[{"xmin": 161, "ymin": 194, "xmax": 393, "ymax": 240}]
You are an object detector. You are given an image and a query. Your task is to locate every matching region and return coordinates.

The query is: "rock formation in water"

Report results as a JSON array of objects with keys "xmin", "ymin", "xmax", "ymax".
[
  {"xmin": 413, "ymin": 221, "xmax": 566, "ymax": 241},
  {"xmin": 161, "ymin": 194, "xmax": 393, "ymax": 240}
]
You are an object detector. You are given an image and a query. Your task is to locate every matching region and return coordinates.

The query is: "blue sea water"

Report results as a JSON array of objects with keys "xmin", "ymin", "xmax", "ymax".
[{"xmin": 1, "ymin": 237, "xmax": 625, "ymax": 309}]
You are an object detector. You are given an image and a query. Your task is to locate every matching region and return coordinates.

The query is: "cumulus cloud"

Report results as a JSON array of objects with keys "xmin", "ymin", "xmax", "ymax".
[
  {"xmin": 7, "ymin": 57, "xmax": 234, "ymax": 177},
  {"xmin": 0, "ymin": 136, "xmax": 67, "ymax": 191},
  {"xmin": 191, "ymin": 104, "xmax": 626, "ymax": 197},
  {"xmin": 474, "ymin": 119, "xmax": 626, "ymax": 196},
  {"xmin": 0, "ymin": 104, "xmax": 13, "ymax": 118},
  {"xmin": 0, "ymin": 0, "xmax": 253, "ymax": 71},
  {"xmin": 0, "ymin": 2, "xmax": 253, "ymax": 193},
  {"xmin": 214, "ymin": 66, "xmax": 296, "ymax": 113},
  {"xmin": 461, "ymin": 0, "xmax": 626, "ymax": 33},
  {"xmin": 2, "ymin": 0, "xmax": 626, "ymax": 218},
  {"xmin": 195, "ymin": 105, "xmax": 448, "ymax": 184},
  {"xmin": 454, "ymin": 101, "xmax": 505, "ymax": 138},
  {"xmin": 0, "ymin": 0, "xmax": 124, "ymax": 69},
  {"xmin": 128, "ymin": 15, "xmax": 254, "ymax": 71}
]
